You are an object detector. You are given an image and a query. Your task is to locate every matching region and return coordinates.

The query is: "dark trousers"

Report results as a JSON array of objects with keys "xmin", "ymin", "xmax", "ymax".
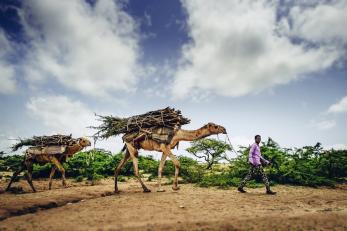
[{"xmin": 239, "ymin": 164, "xmax": 270, "ymax": 191}]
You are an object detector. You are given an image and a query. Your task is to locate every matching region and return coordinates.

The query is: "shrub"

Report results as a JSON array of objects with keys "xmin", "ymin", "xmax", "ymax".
[{"xmin": 1, "ymin": 139, "xmax": 346, "ymax": 188}]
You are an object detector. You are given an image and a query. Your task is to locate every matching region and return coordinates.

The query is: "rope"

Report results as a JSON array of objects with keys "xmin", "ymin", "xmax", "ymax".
[
  {"xmin": 225, "ymin": 133, "xmax": 239, "ymax": 155},
  {"xmin": 216, "ymin": 133, "xmax": 239, "ymax": 157}
]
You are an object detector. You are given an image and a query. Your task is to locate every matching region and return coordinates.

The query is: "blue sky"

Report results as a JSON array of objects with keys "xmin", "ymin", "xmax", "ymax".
[{"xmin": 0, "ymin": 0, "xmax": 346, "ymax": 157}]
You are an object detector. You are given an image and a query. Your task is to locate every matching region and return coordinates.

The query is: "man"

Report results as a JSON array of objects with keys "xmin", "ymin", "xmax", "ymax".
[{"xmin": 238, "ymin": 135, "xmax": 276, "ymax": 195}]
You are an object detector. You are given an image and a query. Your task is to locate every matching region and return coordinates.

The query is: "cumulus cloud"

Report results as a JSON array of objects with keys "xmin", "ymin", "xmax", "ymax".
[
  {"xmin": 0, "ymin": 30, "xmax": 16, "ymax": 94},
  {"xmin": 18, "ymin": 0, "xmax": 140, "ymax": 97},
  {"xmin": 26, "ymin": 95, "xmax": 94, "ymax": 136},
  {"xmin": 26, "ymin": 94, "xmax": 123, "ymax": 152},
  {"xmin": 289, "ymin": 0, "xmax": 347, "ymax": 46},
  {"xmin": 172, "ymin": 0, "xmax": 344, "ymax": 99},
  {"xmin": 328, "ymin": 96, "xmax": 347, "ymax": 114}
]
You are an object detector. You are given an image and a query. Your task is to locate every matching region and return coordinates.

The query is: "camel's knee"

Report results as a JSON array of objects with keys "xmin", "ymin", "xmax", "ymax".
[
  {"xmin": 174, "ymin": 161, "xmax": 180, "ymax": 169},
  {"xmin": 58, "ymin": 168, "xmax": 65, "ymax": 174},
  {"xmin": 115, "ymin": 164, "xmax": 123, "ymax": 175},
  {"xmin": 158, "ymin": 165, "xmax": 164, "ymax": 173}
]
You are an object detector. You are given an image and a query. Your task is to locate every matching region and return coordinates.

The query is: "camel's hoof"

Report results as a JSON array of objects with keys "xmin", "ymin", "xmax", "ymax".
[
  {"xmin": 114, "ymin": 190, "xmax": 120, "ymax": 194},
  {"xmin": 143, "ymin": 189, "xmax": 151, "ymax": 193},
  {"xmin": 172, "ymin": 186, "xmax": 180, "ymax": 191},
  {"xmin": 157, "ymin": 188, "xmax": 166, "ymax": 192}
]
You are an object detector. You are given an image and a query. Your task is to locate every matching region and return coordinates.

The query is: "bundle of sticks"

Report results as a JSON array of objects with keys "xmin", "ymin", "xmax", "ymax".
[
  {"xmin": 11, "ymin": 134, "xmax": 78, "ymax": 151},
  {"xmin": 91, "ymin": 107, "xmax": 190, "ymax": 140}
]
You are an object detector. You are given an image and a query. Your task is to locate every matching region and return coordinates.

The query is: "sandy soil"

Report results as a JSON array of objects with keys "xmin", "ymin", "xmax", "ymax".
[{"xmin": 0, "ymin": 178, "xmax": 346, "ymax": 231}]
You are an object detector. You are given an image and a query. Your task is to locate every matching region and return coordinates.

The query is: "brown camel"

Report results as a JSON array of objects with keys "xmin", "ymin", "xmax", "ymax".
[
  {"xmin": 114, "ymin": 123, "xmax": 227, "ymax": 193},
  {"xmin": 6, "ymin": 137, "xmax": 91, "ymax": 192}
]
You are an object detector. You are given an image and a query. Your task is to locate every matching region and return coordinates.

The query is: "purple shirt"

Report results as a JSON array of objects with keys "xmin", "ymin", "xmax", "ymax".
[{"xmin": 248, "ymin": 143, "xmax": 269, "ymax": 166}]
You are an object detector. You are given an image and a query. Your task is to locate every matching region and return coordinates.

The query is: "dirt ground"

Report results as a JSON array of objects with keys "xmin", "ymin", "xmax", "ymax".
[{"xmin": 0, "ymin": 178, "xmax": 346, "ymax": 231}]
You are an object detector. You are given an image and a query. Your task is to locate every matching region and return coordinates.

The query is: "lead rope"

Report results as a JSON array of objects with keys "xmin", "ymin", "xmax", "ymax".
[{"xmin": 224, "ymin": 133, "xmax": 239, "ymax": 156}]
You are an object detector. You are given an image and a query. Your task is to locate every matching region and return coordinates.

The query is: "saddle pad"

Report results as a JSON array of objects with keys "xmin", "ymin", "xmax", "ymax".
[{"xmin": 26, "ymin": 146, "xmax": 67, "ymax": 155}]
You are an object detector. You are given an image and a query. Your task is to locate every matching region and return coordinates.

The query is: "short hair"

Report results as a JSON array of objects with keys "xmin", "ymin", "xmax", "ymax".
[{"xmin": 255, "ymin": 135, "xmax": 261, "ymax": 139}]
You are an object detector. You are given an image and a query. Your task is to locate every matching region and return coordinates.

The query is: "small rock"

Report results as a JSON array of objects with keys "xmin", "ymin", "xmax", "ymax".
[{"xmin": 179, "ymin": 205, "xmax": 185, "ymax": 208}]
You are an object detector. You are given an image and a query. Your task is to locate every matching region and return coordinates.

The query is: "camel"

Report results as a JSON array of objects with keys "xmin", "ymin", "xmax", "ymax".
[
  {"xmin": 114, "ymin": 122, "xmax": 227, "ymax": 193},
  {"xmin": 6, "ymin": 137, "xmax": 91, "ymax": 192}
]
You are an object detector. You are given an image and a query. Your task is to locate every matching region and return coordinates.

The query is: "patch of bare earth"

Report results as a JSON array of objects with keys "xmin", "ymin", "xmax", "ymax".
[{"xmin": 0, "ymin": 179, "xmax": 346, "ymax": 230}]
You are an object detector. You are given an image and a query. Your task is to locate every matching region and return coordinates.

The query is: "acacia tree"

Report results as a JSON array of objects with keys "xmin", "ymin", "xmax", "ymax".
[{"xmin": 186, "ymin": 138, "xmax": 232, "ymax": 169}]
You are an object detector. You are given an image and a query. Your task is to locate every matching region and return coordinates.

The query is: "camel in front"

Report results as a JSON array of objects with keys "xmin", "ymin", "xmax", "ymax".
[{"xmin": 114, "ymin": 123, "xmax": 227, "ymax": 193}]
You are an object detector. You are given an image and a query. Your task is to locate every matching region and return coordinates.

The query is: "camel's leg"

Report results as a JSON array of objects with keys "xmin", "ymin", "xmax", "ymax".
[
  {"xmin": 132, "ymin": 156, "xmax": 151, "ymax": 192},
  {"xmin": 25, "ymin": 161, "xmax": 36, "ymax": 192},
  {"xmin": 48, "ymin": 166, "xmax": 57, "ymax": 190},
  {"xmin": 157, "ymin": 153, "xmax": 167, "ymax": 192},
  {"xmin": 50, "ymin": 157, "xmax": 67, "ymax": 188},
  {"xmin": 6, "ymin": 164, "xmax": 25, "ymax": 191},
  {"xmin": 127, "ymin": 144, "xmax": 151, "ymax": 193},
  {"xmin": 114, "ymin": 150, "xmax": 130, "ymax": 193},
  {"xmin": 168, "ymin": 151, "xmax": 181, "ymax": 191}
]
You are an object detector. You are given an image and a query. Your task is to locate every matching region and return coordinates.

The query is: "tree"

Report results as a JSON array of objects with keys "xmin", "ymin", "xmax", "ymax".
[{"xmin": 186, "ymin": 138, "xmax": 231, "ymax": 169}]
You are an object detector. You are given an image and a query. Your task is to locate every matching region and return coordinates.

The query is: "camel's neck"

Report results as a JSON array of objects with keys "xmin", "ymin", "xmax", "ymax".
[{"xmin": 175, "ymin": 127, "xmax": 211, "ymax": 142}]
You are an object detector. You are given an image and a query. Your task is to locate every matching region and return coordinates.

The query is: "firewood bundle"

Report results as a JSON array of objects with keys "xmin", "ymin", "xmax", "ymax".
[
  {"xmin": 91, "ymin": 107, "xmax": 190, "ymax": 140},
  {"xmin": 11, "ymin": 134, "xmax": 78, "ymax": 151}
]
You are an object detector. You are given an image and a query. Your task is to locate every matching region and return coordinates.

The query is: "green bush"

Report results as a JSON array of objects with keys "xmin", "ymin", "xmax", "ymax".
[
  {"xmin": 74, "ymin": 175, "xmax": 84, "ymax": 182},
  {"xmin": 1, "ymin": 155, "xmax": 23, "ymax": 171},
  {"xmin": 1, "ymin": 139, "xmax": 346, "ymax": 188}
]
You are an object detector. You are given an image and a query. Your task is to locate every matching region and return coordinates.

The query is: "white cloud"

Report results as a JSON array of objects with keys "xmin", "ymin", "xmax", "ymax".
[
  {"xmin": 144, "ymin": 11, "xmax": 152, "ymax": 27},
  {"xmin": 26, "ymin": 95, "xmax": 94, "ymax": 136},
  {"xmin": 310, "ymin": 119, "xmax": 336, "ymax": 130},
  {"xmin": 0, "ymin": 63, "xmax": 16, "ymax": 94},
  {"xmin": 289, "ymin": 0, "xmax": 347, "ymax": 46},
  {"xmin": 26, "ymin": 94, "xmax": 124, "ymax": 152},
  {"xmin": 172, "ymin": 0, "xmax": 343, "ymax": 99},
  {"xmin": 0, "ymin": 30, "xmax": 16, "ymax": 94},
  {"xmin": 328, "ymin": 96, "xmax": 347, "ymax": 114},
  {"xmin": 18, "ymin": 0, "xmax": 140, "ymax": 97}
]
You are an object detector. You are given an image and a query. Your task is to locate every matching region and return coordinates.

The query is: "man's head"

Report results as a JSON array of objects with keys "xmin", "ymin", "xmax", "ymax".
[{"xmin": 255, "ymin": 135, "xmax": 261, "ymax": 144}]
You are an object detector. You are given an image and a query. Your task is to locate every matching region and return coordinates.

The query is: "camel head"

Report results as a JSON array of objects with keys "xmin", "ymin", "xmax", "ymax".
[
  {"xmin": 204, "ymin": 122, "xmax": 227, "ymax": 135},
  {"xmin": 77, "ymin": 137, "xmax": 91, "ymax": 148}
]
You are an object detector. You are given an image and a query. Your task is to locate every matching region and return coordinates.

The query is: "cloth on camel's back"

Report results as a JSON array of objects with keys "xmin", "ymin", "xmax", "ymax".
[
  {"xmin": 25, "ymin": 146, "xmax": 67, "ymax": 159},
  {"xmin": 26, "ymin": 146, "xmax": 67, "ymax": 156},
  {"xmin": 122, "ymin": 127, "xmax": 175, "ymax": 147}
]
